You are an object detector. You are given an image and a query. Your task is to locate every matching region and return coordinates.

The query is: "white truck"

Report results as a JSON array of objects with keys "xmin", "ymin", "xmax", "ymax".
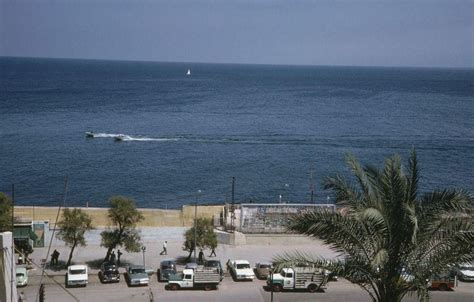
[
  {"xmin": 267, "ymin": 267, "xmax": 328, "ymax": 292},
  {"xmin": 227, "ymin": 259, "xmax": 255, "ymax": 281},
  {"xmin": 66, "ymin": 264, "xmax": 88, "ymax": 287},
  {"xmin": 167, "ymin": 267, "xmax": 221, "ymax": 291}
]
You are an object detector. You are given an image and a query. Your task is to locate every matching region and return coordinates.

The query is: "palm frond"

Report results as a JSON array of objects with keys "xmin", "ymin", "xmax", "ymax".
[
  {"xmin": 323, "ymin": 174, "xmax": 364, "ymax": 210},
  {"xmin": 345, "ymin": 153, "xmax": 374, "ymax": 198},
  {"xmin": 288, "ymin": 209, "xmax": 378, "ymax": 262}
]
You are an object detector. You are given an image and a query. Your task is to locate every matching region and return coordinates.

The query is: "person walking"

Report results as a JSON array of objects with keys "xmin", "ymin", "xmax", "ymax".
[
  {"xmin": 209, "ymin": 247, "xmax": 216, "ymax": 257},
  {"xmin": 51, "ymin": 249, "xmax": 60, "ymax": 266},
  {"xmin": 198, "ymin": 250, "xmax": 204, "ymax": 264},
  {"xmin": 160, "ymin": 241, "xmax": 168, "ymax": 255}
]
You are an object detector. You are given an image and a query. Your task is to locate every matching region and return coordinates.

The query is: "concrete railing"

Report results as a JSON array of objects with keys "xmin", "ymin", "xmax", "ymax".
[{"xmin": 14, "ymin": 205, "xmax": 224, "ymax": 228}]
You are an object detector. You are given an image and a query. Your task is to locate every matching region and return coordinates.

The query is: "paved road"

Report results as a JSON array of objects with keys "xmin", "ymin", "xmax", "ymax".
[{"xmin": 18, "ymin": 273, "xmax": 474, "ymax": 302}]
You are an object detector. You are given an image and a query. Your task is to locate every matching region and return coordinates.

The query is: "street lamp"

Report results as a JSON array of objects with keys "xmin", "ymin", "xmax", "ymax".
[
  {"xmin": 193, "ymin": 190, "xmax": 201, "ymax": 264},
  {"xmin": 141, "ymin": 246, "xmax": 146, "ymax": 267}
]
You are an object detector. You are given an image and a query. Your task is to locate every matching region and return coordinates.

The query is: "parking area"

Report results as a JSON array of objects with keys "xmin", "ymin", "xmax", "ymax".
[{"xmin": 18, "ymin": 272, "xmax": 474, "ymax": 302}]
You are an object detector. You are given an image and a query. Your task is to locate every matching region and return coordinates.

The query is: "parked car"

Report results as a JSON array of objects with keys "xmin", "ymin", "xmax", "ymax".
[
  {"xmin": 99, "ymin": 262, "xmax": 120, "ymax": 283},
  {"xmin": 204, "ymin": 260, "xmax": 224, "ymax": 281},
  {"xmin": 255, "ymin": 262, "xmax": 273, "ymax": 280},
  {"xmin": 16, "ymin": 267, "xmax": 28, "ymax": 287},
  {"xmin": 125, "ymin": 265, "xmax": 149, "ymax": 286},
  {"xmin": 158, "ymin": 260, "xmax": 176, "ymax": 282},
  {"xmin": 454, "ymin": 263, "xmax": 474, "ymax": 281},
  {"xmin": 66, "ymin": 265, "xmax": 88, "ymax": 287},
  {"xmin": 227, "ymin": 259, "xmax": 255, "ymax": 281}
]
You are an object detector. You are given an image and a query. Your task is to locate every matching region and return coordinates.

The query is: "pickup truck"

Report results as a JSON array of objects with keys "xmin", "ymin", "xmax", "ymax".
[
  {"xmin": 429, "ymin": 272, "xmax": 457, "ymax": 291},
  {"xmin": 167, "ymin": 267, "xmax": 221, "ymax": 291},
  {"xmin": 66, "ymin": 265, "xmax": 88, "ymax": 287},
  {"xmin": 267, "ymin": 267, "xmax": 328, "ymax": 292},
  {"xmin": 227, "ymin": 259, "xmax": 255, "ymax": 281}
]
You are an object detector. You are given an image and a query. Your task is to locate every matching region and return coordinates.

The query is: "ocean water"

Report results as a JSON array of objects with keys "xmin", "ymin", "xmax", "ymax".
[{"xmin": 0, "ymin": 57, "xmax": 473, "ymax": 208}]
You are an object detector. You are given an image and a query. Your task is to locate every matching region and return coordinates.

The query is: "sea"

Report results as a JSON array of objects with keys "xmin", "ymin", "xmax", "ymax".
[{"xmin": 0, "ymin": 57, "xmax": 473, "ymax": 209}]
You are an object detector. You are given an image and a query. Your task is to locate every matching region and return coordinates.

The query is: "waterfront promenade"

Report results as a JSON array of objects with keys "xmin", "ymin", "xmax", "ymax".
[{"xmin": 17, "ymin": 226, "xmax": 474, "ymax": 302}]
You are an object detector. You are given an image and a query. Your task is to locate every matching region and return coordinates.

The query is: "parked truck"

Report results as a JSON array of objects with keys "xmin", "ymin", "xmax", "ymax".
[
  {"xmin": 267, "ymin": 267, "xmax": 328, "ymax": 292},
  {"xmin": 166, "ymin": 267, "xmax": 221, "ymax": 291}
]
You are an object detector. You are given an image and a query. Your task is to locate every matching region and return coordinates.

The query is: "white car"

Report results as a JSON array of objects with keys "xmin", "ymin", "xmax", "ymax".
[
  {"xmin": 16, "ymin": 267, "xmax": 28, "ymax": 287},
  {"xmin": 227, "ymin": 259, "xmax": 255, "ymax": 281},
  {"xmin": 454, "ymin": 263, "xmax": 474, "ymax": 281},
  {"xmin": 66, "ymin": 265, "xmax": 88, "ymax": 287}
]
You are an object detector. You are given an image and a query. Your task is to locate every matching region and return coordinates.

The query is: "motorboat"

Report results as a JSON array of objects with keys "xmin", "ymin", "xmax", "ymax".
[
  {"xmin": 114, "ymin": 134, "xmax": 127, "ymax": 141},
  {"xmin": 85, "ymin": 131, "xmax": 95, "ymax": 138}
]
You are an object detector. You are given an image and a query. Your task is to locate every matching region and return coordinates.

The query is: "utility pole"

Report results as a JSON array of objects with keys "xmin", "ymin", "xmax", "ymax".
[
  {"xmin": 141, "ymin": 246, "xmax": 146, "ymax": 267},
  {"xmin": 230, "ymin": 177, "xmax": 235, "ymax": 233},
  {"xmin": 310, "ymin": 166, "xmax": 315, "ymax": 203},
  {"xmin": 193, "ymin": 190, "xmax": 201, "ymax": 263}
]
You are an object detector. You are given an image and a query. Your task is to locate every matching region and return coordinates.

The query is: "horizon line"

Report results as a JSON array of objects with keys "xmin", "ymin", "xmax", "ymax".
[{"xmin": 2, "ymin": 55, "xmax": 473, "ymax": 70}]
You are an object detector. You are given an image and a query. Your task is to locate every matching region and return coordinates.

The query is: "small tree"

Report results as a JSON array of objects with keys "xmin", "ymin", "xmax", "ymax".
[
  {"xmin": 0, "ymin": 192, "xmax": 12, "ymax": 232},
  {"xmin": 100, "ymin": 196, "xmax": 144, "ymax": 261},
  {"xmin": 183, "ymin": 217, "xmax": 217, "ymax": 261},
  {"xmin": 56, "ymin": 208, "xmax": 93, "ymax": 267}
]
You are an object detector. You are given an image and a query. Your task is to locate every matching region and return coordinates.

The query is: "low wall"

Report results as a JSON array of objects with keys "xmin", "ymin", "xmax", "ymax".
[
  {"xmin": 244, "ymin": 233, "xmax": 316, "ymax": 245},
  {"xmin": 14, "ymin": 205, "xmax": 224, "ymax": 228},
  {"xmin": 215, "ymin": 230, "xmax": 247, "ymax": 245}
]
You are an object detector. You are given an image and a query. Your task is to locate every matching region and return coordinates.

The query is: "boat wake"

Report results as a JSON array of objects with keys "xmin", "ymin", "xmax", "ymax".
[
  {"xmin": 86, "ymin": 132, "xmax": 180, "ymax": 142},
  {"xmin": 88, "ymin": 132, "xmax": 124, "ymax": 138},
  {"xmin": 116, "ymin": 135, "xmax": 179, "ymax": 142}
]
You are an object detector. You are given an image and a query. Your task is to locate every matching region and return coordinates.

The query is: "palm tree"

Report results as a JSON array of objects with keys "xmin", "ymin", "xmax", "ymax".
[{"xmin": 274, "ymin": 150, "xmax": 473, "ymax": 302}]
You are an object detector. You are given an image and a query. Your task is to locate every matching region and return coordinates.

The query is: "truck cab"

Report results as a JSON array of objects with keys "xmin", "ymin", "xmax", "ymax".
[{"xmin": 271, "ymin": 268, "xmax": 296, "ymax": 289}]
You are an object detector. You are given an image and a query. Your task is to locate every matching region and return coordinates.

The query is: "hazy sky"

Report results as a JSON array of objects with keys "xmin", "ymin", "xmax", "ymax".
[{"xmin": 1, "ymin": 0, "xmax": 472, "ymax": 67}]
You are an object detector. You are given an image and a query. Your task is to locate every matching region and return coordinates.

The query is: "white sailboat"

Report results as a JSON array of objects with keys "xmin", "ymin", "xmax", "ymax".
[{"xmin": 186, "ymin": 69, "xmax": 191, "ymax": 76}]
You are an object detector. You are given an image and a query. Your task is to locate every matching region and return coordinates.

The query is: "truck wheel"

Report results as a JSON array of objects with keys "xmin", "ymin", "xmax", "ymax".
[
  {"xmin": 308, "ymin": 284, "xmax": 318, "ymax": 293},
  {"xmin": 272, "ymin": 284, "xmax": 282, "ymax": 292},
  {"xmin": 169, "ymin": 284, "xmax": 179, "ymax": 291},
  {"xmin": 204, "ymin": 284, "xmax": 212, "ymax": 291},
  {"xmin": 439, "ymin": 284, "xmax": 449, "ymax": 291}
]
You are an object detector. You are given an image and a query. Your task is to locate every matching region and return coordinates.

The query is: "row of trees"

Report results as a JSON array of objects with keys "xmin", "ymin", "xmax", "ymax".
[
  {"xmin": 58, "ymin": 197, "xmax": 217, "ymax": 266},
  {"xmin": 57, "ymin": 196, "xmax": 144, "ymax": 266},
  {"xmin": 1, "ymin": 192, "xmax": 216, "ymax": 267}
]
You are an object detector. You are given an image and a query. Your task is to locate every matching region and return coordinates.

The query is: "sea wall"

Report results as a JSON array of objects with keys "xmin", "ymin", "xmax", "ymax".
[{"xmin": 13, "ymin": 205, "xmax": 224, "ymax": 228}]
